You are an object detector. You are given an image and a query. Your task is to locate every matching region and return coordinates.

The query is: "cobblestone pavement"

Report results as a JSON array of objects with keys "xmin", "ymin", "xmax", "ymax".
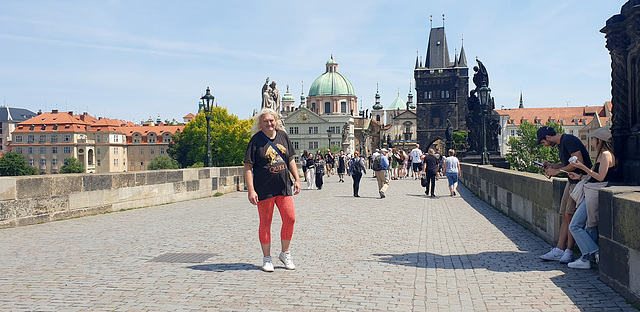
[{"xmin": 0, "ymin": 173, "xmax": 636, "ymax": 311}]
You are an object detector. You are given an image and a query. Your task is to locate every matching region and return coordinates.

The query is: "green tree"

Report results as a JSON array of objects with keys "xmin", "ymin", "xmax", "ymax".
[
  {"xmin": 169, "ymin": 108, "xmax": 253, "ymax": 167},
  {"xmin": 452, "ymin": 131, "xmax": 468, "ymax": 150},
  {"xmin": 505, "ymin": 121, "xmax": 563, "ymax": 173},
  {"xmin": 60, "ymin": 157, "xmax": 85, "ymax": 173},
  {"xmin": 147, "ymin": 155, "xmax": 180, "ymax": 170},
  {"xmin": 0, "ymin": 152, "xmax": 38, "ymax": 176}
]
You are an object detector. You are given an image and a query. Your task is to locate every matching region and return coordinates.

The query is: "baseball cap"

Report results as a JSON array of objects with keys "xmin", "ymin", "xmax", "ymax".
[
  {"xmin": 381, "ymin": 148, "xmax": 388, "ymax": 153},
  {"xmin": 587, "ymin": 127, "xmax": 612, "ymax": 142},
  {"xmin": 536, "ymin": 126, "xmax": 557, "ymax": 145}
]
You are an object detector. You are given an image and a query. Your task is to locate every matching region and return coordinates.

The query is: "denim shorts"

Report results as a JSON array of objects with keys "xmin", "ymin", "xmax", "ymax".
[{"xmin": 446, "ymin": 172, "xmax": 458, "ymax": 187}]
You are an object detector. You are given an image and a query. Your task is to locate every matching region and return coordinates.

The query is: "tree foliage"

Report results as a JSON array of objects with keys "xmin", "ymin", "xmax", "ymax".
[
  {"xmin": 60, "ymin": 157, "xmax": 85, "ymax": 173},
  {"xmin": 0, "ymin": 152, "xmax": 38, "ymax": 176},
  {"xmin": 169, "ymin": 108, "xmax": 253, "ymax": 167},
  {"xmin": 147, "ymin": 155, "xmax": 180, "ymax": 170},
  {"xmin": 505, "ymin": 121, "xmax": 563, "ymax": 173}
]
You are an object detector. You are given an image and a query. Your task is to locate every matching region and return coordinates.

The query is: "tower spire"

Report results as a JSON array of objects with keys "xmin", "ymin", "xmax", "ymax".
[{"xmin": 519, "ymin": 91, "xmax": 524, "ymax": 108}]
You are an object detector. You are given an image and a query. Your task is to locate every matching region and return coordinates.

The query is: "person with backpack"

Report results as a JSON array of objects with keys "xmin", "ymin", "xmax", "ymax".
[
  {"xmin": 373, "ymin": 148, "xmax": 390, "ymax": 198},
  {"xmin": 347, "ymin": 151, "xmax": 366, "ymax": 197}
]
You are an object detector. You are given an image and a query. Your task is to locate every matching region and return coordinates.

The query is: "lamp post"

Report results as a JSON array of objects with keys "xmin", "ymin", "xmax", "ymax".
[
  {"xmin": 201, "ymin": 87, "xmax": 215, "ymax": 167},
  {"xmin": 327, "ymin": 128, "xmax": 333, "ymax": 152},
  {"xmin": 362, "ymin": 131, "xmax": 368, "ymax": 156},
  {"xmin": 477, "ymin": 84, "xmax": 491, "ymax": 165}
]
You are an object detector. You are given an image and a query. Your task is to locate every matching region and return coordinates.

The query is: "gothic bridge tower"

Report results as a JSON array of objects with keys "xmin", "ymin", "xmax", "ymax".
[{"xmin": 414, "ymin": 20, "xmax": 469, "ymax": 151}]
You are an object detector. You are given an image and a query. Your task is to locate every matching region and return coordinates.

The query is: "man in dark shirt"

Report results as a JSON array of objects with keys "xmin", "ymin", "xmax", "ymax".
[{"xmin": 537, "ymin": 126, "xmax": 592, "ymax": 264}]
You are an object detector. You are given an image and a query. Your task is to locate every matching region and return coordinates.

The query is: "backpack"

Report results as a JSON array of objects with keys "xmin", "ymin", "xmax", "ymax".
[
  {"xmin": 372, "ymin": 155, "xmax": 383, "ymax": 171},
  {"xmin": 350, "ymin": 157, "xmax": 362, "ymax": 173}
]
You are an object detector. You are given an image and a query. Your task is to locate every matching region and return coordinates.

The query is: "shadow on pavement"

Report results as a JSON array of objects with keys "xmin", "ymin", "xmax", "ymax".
[{"xmin": 187, "ymin": 263, "xmax": 261, "ymax": 272}]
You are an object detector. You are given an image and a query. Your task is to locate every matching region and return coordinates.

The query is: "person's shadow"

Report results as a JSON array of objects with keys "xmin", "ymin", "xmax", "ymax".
[{"xmin": 187, "ymin": 263, "xmax": 261, "ymax": 272}]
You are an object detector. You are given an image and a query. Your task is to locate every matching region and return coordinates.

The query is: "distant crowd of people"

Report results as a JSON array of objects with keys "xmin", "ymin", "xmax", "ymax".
[{"xmin": 244, "ymin": 108, "xmax": 614, "ymax": 273}]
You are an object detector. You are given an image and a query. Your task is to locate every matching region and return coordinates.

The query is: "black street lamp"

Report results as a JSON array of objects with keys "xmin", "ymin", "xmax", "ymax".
[
  {"xmin": 477, "ymin": 84, "xmax": 491, "ymax": 165},
  {"xmin": 201, "ymin": 87, "xmax": 215, "ymax": 167}
]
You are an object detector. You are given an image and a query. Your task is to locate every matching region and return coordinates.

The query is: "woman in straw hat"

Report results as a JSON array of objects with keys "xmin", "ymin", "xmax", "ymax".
[{"xmin": 565, "ymin": 127, "xmax": 616, "ymax": 269}]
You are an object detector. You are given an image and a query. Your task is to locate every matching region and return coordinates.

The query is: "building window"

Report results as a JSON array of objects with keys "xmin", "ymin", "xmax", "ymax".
[
  {"xmin": 51, "ymin": 159, "xmax": 58, "ymax": 167},
  {"xmin": 63, "ymin": 135, "xmax": 71, "ymax": 142},
  {"xmin": 164, "ymin": 134, "xmax": 171, "ymax": 143},
  {"xmin": 148, "ymin": 134, "xmax": 157, "ymax": 143},
  {"xmin": 308, "ymin": 127, "xmax": 318, "ymax": 134},
  {"xmin": 293, "ymin": 141, "xmax": 299, "ymax": 150},
  {"xmin": 28, "ymin": 159, "xmax": 34, "ymax": 166},
  {"xmin": 341, "ymin": 102, "xmax": 347, "ymax": 113},
  {"xmin": 30, "ymin": 125, "xmax": 34, "ymax": 131},
  {"xmin": 328, "ymin": 126, "xmax": 341, "ymax": 134},
  {"xmin": 113, "ymin": 134, "xmax": 120, "ymax": 143},
  {"xmin": 140, "ymin": 148, "xmax": 144, "ymax": 154},
  {"xmin": 130, "ymin": 161, "xmax": 134, "ymax": 167},
  {"xmin": 27, "ymin": 135, "xmax": 34, "ymax": 143},
  {"xmin": 133, "ymin": 134, "xmax": 141, "ymax": 143},
  {"xmin": 150, "ymin": 148, "xmax": 155, "ymax": 154},
  {"xmin": 39, "ymin": 135, "xmax": 46, "ymax": 143},
  {"xmin": 510, "ymin": 129, "xmax": 516, "ymax": 136},
  {"xmin": 96, "ymin": 135, "xmax": 101, "ymax": 143},
  {"xmin": 97, "ymin": 159, "xmax": 101, "ymax": 166},
  {"xmin": 376, "ymin": 115, "xmax": 380, "ymax": 122},
  {"xmin": 97, "ymin": 148, "xmax": 101, "ymax": 155},
  {"xmin": 130, "ymin": 148, "xmax": 134, "ymax": 154},
  {"xmin": 324, "ymin": 102, "xmax": 331, "ymax": 114},
  {"xmin": 140, "ymin": 161, "xmax": 144, "ymax": 166},
  {"xmin": 14, "ymin": 135, "xmax": 22, "ymax": 143},
  {"xmin": 51, "ymin": 147, "xmax": 57, "ymax": 154},
  {"xmin": 160, "ymin": 147, "xmax": 165, "ymax": 154},
  {"xmin": 289, "ymin": 127, "xmax": 299, "ymax": 134},
  {"xmin": 113, "ymin": 147, "xmax": 119, "ymax": 155},
  {"xmin": 15, "ymin": 147, "xmax": 22, "ymax": 154},
  {"xmin": 50, "ymin": 135, "xmax": 58, "ymax": 143},
  {"xmin": 39, "ymin": 147, "xmax": 46, "ymax": 154},
  {"xmin": 40, "ymin": 159, "xmax": 46, "ymax": 166},
  {"xmin": 114, "ymin": 159, "xmax": 119, "ymax": 166},
  {"xmin": 308, "ymin": 142, "xmax": 318, "ymax": 149},
  {"xmin": 28, "ymin": 147, "xmax": 34, "ymax": 154},
  {"xmin": 64, "ymin": 146, "xmax": 71, "ymax": 154}
]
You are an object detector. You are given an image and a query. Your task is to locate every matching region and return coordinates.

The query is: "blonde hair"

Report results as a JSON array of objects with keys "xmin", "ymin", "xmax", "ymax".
[
  {"xmin": 448, "ymin": 149, "xmax": 456, "ymax": 156},
  {"xmin": 251, "ymin": 108, "xmax": 282, "ymax": 135}
]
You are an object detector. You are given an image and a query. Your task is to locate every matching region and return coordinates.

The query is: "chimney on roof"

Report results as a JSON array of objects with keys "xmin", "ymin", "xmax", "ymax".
[
  {"xmin": 67, "ymin": 111, "xmax": 73, "ymax": 116},
  {"xmin": 52, "ymin": 109, "xmax": 59, "ymax": 114},
  {"xmin": 37, "ymin": 109, "xmax": 42, "ymax": 115}
]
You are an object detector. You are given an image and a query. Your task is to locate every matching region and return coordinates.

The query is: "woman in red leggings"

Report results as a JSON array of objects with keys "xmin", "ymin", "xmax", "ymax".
[{"xmin": 244, "ymin": 108, "xmax": 301, "ymax": 272}]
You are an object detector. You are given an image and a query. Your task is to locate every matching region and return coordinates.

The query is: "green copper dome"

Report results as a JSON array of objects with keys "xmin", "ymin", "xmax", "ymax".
[
  {"xmin": 308, "ymin": 56, "xmax": 356, "ymax": 97},
  {"xmin": 282, "ymin": 85, "xmax": 295, "ymax": 101},
  {"xmin": 388, "ymin": 95, "xmax": 406, "ymax": 110}
]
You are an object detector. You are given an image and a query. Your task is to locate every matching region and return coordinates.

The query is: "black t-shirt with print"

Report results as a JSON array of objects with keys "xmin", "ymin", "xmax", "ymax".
[
  {"xmin": 559, "ymin": 134, "xmax": 592, "ymax": 183},
  {"xmin": 423, "ymin": 154, "xmax": 439, "ymax": 176},
  {"xmin": 244, "ymin": 130, "xmax": 295, "ymax": 201}
]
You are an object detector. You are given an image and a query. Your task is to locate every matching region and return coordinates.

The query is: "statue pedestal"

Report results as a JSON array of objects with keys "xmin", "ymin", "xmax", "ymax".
[{"xmin": 458, "ymin": 151, "xmax": 510, "ymax": 169}]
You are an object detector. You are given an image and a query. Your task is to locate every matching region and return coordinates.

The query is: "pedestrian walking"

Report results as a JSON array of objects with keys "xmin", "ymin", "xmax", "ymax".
[
  {"xmin": 315, "ymin": 154, "xmax": 326, "ymax": 190},
  {"xmin": 442, "ymin": 149, "xmax": 461, "ymax": 196},
  {"xmin": 347, "ymin": 151, "xmax": 366, "ymax": 197},
  {"xmin": 337, "ymin": 150, "xmax": 347, "ymax": 182},
  {"xmin": 373, "ymin": 148, "xmax": 390, "ymax": 198},
  {"xmin": 244, "ymin": 108, "xmax": 300, "ymax": 272},
  {"xmin": 537, "ymin": 126, "xmax": 592, "ymax": 264},
  {"xmin": 305, "ymin": 153, "xmax": 315, "ymax": 189},
  {"xmin": 409, "ymin": 144, "xmax": 423, "ymax": 179},
  {"xmin": 422, "ymin": 148, "xmax": 439, "ymax": 197},
  {"xmin": 301, "ymin": 150, "xmax": 309, "ymax": 182}
]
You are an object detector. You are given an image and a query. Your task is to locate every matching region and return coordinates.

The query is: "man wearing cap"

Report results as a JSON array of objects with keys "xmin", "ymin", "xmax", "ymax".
[
  {"xmin": 536, "ymin": 126, "xmax": 592, "ymax": 264},
  {"xmin": 374, "ymin": 148, "xmax": 390, "ymax": 198}
]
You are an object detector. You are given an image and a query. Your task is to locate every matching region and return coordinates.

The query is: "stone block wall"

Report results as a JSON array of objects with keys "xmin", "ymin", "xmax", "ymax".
[
  {"xmin": 461, "ymin": 163, "xmax": 640, "ymax": 305},
  {"xmin": 0, "ymin": 167, "xmax": 245, "ymax": 228},
  {"xmin": 460, "ymin": 163, "xmax": 564, "ymax": 244}
]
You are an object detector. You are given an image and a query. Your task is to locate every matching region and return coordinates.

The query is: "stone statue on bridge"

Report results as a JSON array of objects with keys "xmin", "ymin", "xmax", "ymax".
[{"xmin": 261, "ymin": 77, "xmax": 281, "ymax": 113}]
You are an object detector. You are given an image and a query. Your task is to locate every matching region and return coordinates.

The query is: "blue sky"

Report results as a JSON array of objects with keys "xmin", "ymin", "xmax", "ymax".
[{"xmin": 0, "ymin": 0, "xmax": 628, "ymax": 123}]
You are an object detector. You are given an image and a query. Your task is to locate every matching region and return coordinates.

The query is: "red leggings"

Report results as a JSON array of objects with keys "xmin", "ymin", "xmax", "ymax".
[{"xmin": 257, "ymin": 195, "xmax": 296, "ymax": 244}]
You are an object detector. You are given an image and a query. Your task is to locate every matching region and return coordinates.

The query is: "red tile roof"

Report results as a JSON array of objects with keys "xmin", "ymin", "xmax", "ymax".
[{"xmin": 495, "ymin": 105, "xmax": 606, "ymax": 126}]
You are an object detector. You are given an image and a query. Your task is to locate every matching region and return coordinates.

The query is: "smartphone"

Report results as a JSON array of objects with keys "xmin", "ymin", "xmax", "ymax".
[
  {"xmin": 559, "ymin": 169, "xmax": 569, "ymax": 173},
  {"xmin": 533, "ymin": 161, "xmax": 545, "ymax": 167}
]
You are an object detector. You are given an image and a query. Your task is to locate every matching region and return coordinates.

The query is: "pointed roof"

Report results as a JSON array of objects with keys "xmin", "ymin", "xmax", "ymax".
[
  {"xmin": 425, "ymin": 27, "xmax": 450, "ymax": 69},
  {"xmin": 457, "ymin": 44, "xmax": 467, "ymax": 67}
]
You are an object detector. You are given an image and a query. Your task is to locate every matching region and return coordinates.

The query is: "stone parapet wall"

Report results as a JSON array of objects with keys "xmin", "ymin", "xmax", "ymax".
[
  {"xmin": 461, "ymin": 163, "xmax": 640, "ymax": 305},
  {"xmin": 460, "ymin": 163, "xmax": 564, "ymax": 244},
  {"xmin": 0, "ymin": 167, "xmax": 245, "ymax": 228}
]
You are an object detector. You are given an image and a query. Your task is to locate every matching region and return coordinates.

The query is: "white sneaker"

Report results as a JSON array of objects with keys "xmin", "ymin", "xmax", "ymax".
[
  {"xmin": 262, "ymin": 256, "xmax": 274, "ymax": 272},
  {"xmin": 540, "ymin": 247, "xmax": 564, "ymax": 261},
  {"xmin": 279, "ymin": 251, "xmax": 295, "ymax": 270},
  {"xmin": 559, "ymin": 249, "xmax": 574, "ymax": 264},
  {"xmin": 568, "ymin": 256, "xmax": 591, "ymax": 269},
  {"xmin": 595, "ymin": 252, "xmax": 600, "ymax": 265}
]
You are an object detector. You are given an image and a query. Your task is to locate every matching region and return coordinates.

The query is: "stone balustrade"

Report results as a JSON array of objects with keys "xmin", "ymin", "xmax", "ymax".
[{"xmin": 0, "ymin": 167, "xmax": 244, "ymax": 228}]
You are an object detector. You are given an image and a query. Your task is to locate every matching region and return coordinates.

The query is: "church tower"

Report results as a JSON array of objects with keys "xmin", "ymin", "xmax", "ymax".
[
  {"xmin": 414, "ymin": 16, "xmax": 469, "ymax": 150},
  {"xmin": 372, "ymin": 82, "xmax": 384, "ymax": 124}
]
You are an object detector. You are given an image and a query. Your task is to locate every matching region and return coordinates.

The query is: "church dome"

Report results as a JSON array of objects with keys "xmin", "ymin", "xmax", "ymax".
[
  {"xmin": 388, "ymin": 95, "xmax": 406, "ymax": 110},
  {"xmin": 308, "ymin": 56, "xmax": 356, "ymax": 97},
  {"xmin": 282, "ymin": 85, "xmax": 295, "ymax": 102}
]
